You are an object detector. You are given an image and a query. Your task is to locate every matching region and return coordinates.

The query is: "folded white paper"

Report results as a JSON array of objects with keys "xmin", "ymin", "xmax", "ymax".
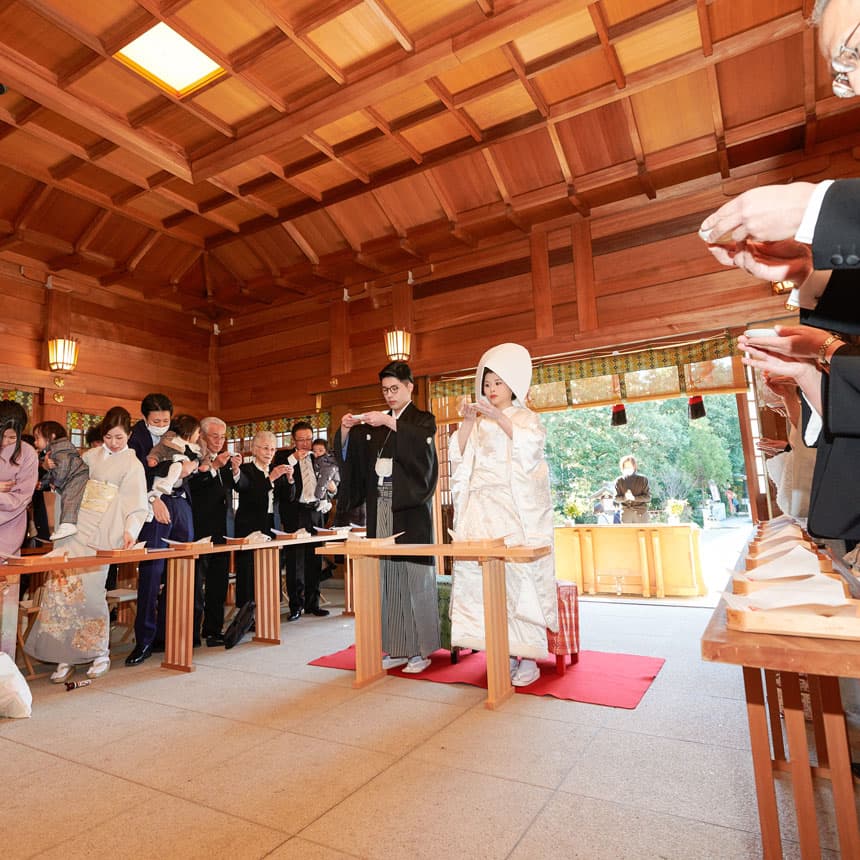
[
  {"xmin": 725, "ymin": 575, "xmax": 848, "ymax": 611},
  {"xmin": 747, "ymin": 545, "xmax": 821, "ymax": 581}
]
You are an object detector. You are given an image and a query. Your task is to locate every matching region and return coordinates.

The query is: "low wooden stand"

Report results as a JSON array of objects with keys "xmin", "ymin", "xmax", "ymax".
[{"xmin": 318, "ymin": 540, "xmax": 550, "ymax": 710}]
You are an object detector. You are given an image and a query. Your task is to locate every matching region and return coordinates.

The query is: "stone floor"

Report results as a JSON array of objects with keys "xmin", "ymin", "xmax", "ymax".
[{"xmin": 3, "ymin": 560, "xmax": 855, "ymax": 859}]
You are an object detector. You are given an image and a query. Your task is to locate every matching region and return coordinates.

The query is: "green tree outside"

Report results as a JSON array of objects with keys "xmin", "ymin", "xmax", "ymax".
[{"xmin": 543, "ymin": 394, "xmax": 743, "ymax": 525}]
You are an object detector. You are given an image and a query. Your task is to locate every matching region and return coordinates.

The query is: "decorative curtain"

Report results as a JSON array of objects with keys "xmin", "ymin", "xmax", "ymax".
[
  {"xmin": 67, "ymin": 411, "xmax": 103, "ymax": 431},
  {"xmin": 0, "ymin": 389, "xmax": 35, "ymax": 414},
  {"xmin": 430, "ymin": 334, "xmax": 744, "ymax": 422},
  {"xmin": 227, "ymin": 412, "xmax": 331, "ymax": 443}
]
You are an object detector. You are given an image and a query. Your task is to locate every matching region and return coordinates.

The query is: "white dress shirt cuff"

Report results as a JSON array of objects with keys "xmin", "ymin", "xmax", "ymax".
[{"xmin": 795, "ymin": 180, "xmax": 834, "ymax": 244}]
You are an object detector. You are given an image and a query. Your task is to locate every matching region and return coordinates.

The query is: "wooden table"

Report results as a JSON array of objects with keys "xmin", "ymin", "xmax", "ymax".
[
  {"xmin": 1, "ymin": 534, "xmax": 346, "ymax": 674},
  {"xmin": 701, "ymin": 596, "xmax": 860, "ymax": 858},
  {"xmin": 317, "ymin": 540, "xmax": 551, "ymax": 710}
]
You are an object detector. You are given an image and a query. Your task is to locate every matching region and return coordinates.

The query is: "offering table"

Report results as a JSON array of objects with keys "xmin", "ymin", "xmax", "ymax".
[{"xmin": 318, "ymin": 540, "xmax": 550, "ymax": 710}]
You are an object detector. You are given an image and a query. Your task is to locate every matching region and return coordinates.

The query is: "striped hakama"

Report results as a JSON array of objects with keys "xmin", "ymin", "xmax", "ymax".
[{"xmin": 377, "ymin": 483, "xmax": 440, "ymax": 658}]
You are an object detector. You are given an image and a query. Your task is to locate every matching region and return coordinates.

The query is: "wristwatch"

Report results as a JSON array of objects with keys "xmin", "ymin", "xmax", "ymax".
[{"xmin": 817, "ymin": 334, "xmax": 843, "ymax": 370}]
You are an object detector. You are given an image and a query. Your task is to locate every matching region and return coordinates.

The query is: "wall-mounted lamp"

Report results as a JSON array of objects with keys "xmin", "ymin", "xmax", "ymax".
[
  {"xmin": 47, "ymin": 337, "xmax": 78, "ymax": 403},
  {"xmin": 385, "ymin": 328, "xmax": 412, "ymax": 362}
]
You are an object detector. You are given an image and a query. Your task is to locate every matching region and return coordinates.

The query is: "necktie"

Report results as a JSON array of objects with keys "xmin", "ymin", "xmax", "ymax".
[{"xmin": 300, "ymin": 455, "xmax": 316, "ymax": 503}]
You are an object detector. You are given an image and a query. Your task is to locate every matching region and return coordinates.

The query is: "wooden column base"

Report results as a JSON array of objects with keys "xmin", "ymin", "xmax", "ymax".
[
  {"xmin": 352, "ymin": 555, "xmax": 384, "ymax": 689},
  {"xmin": 481, "ymin": 556, "xmax": 513, "ymax": 710},
  {"xmin": 253, "ymin": 545, "xmax": 281, "ymax": 644},
  {"xmin": 162, "ymin": 556, "xmax": 195, "ymax": 673}
]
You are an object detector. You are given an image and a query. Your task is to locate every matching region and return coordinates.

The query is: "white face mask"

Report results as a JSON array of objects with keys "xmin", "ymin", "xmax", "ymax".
[
  {"xmin": 147, "ymin": 423, "xmax": 169, "ymax": 438},
  {"xmin": 622, "ymin": 467, "xmax": 634, "ymax": 477}
]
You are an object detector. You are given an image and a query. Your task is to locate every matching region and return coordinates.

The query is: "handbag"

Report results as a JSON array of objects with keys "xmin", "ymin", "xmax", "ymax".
[{"xmin": 223, "ymin": 600, "xmax": 255, "ymax": 650}]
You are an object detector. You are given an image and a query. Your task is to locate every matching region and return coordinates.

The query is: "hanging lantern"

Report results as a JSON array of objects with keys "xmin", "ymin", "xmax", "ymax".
[
  {"xmin": 688, "ymin": 395, "xmax": 706, "ymax": 420},
  {"xmin": 384, "ymin": 328, "xmax": 412, "ymax": 361},
  {"xmin": 47, "ymin": 337, "xmax": 79, "ymax": 372},
  {"xmin": 610, "ymin": 403, "xmax": 627, "ymax": 427}
]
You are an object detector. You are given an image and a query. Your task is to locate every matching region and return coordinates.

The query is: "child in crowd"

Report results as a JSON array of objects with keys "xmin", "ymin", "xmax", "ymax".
[
  {"xmin": 32, "ymin": 420, "xmax": 90, "ymax": 541},
  {"xmin": 311, "ymin": 438, "xmax": 340, "ymax": 517},
  {"xmin": 145, "ymin": 414, "xmax": 201, "ymax": 497}
]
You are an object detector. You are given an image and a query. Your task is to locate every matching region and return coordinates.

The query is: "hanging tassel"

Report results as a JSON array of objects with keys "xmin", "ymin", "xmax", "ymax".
[
  {"xmin": 611, "ymin": 403, "xmax": 627, "ymax": 426},
  {"xmin": 688, "ymin": 395, "xmax": 706, "ymax": 420}
]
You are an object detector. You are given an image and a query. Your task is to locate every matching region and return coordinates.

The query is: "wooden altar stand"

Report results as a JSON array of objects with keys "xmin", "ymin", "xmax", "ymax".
[{"xmin": 318, "ymin": 539, "xmax": 551, "ymax": 710}]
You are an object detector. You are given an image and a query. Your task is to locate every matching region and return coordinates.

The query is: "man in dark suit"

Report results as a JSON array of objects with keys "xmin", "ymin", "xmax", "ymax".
[
  {"xmin": 126, "ymin": 393, "xmax": 196, "ymax": 667},
  {"xmin": 187, "ymin": 416, "xmax": 235, "ymax": 646},
  {"xmin": 272, "ymin": 421, "xmax": 328, "ymax": 620}
]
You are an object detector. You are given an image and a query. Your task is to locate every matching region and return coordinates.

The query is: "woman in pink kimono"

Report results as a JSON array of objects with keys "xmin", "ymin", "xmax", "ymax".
[
  {"xmin": 27, "ymin": 407, "xmax": 148, "ymax": 683},
  {"xmin": 449, "ymin": 343, "xmax": 557, "ymax": 687},
  {"xmin": 0, "ymin": 401, "xmax": 38, "ymax": 556}
]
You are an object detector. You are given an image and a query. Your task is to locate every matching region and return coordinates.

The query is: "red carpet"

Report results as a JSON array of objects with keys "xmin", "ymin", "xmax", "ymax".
[{"xmin": 309, "ymin": 647, "xmax": 664, "ymax": 709}]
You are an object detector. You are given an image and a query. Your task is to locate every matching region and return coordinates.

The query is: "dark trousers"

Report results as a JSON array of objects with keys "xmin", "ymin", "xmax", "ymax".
[
  {"xmin": 198, "ymin": 550, "xmax": 229, "ymax": 636},
  {"xmin": 134, "ymin": 495, "xmax": 194, "ymax": 648},
  {"xmin": 284, "ymin": 504, "xmax": 324, "ymax": 614},
  {"xmin": 236, "ymin": 513, "xmax": 274, "ymax": 608}
]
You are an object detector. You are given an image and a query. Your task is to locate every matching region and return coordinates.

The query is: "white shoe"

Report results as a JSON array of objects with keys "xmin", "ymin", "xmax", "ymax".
[
  {"xmin": 382, "ymin": 656, "xmax": 408, "ymax": 670},
  {"xmin": 402, "ymin": 655, "xmax": 432, "ymax": 674},
  {"xmin": 510, "ymin": 657, "xmax": 520, "ymax": 677},
  {"xmin": 50, "ymin": 523, "xmax": 78, "ymax": 541},
  {"xmin": 512, "ymin": 659, "xmax": 540, "ymax": 687},
  {"xmin": 51, "ymin": 663, "xmax": 74, "ymax": 684},
  {"xmin": 87, "ymin": 656, "xmax": 111, "ymax": 678}
]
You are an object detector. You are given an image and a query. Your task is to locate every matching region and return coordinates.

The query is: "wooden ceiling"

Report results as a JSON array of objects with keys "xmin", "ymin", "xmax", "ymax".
[{"xmin": 0, "ymin": 0, "xmax": 854, "ymax": 321}]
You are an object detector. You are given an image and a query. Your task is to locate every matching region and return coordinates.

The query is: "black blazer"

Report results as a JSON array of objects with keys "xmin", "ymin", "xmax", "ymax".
[
  {"xmin": 188, "ymin": 464, "xmax": 234, "ymax": 543},
  {"xmin": 812, "ymin": 179, "xmax": 860, "ymax": 271},
  {"xmin": 233, "ymin": 462, "xmax": 291, "ymax": 538},
  {"xmin": 271, "ymin": 447, "xmax": 318, "ymax": 530},
  {"xmin": 806, "ymin": 345, "xmax": 860, "ymax": 540}
]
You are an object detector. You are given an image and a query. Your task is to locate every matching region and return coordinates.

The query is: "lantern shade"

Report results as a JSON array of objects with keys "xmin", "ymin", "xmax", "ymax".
[
  {"xmin": 385, "ymin": 329, "xmax": 411, "ymax": 361},
  {"xmin": 688, "ymin": 395, "xmax": 706, "ymax": 420},
  {"xmin": 610, "ymin": 403, "xmax": 627, "ymax": 427},
  {"xmin": 48, "ymin": 337, "xmax": 79, "ymax": 372}
]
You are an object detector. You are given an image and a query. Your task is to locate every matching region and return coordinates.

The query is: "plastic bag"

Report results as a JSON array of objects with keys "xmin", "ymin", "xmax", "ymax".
[{"xmin": 0, "ymin": 651, "xmax": 32, "ymax": 719}]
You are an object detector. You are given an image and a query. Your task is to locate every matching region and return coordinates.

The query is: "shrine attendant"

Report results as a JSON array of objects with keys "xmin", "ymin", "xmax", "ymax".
[
  {"xmin": 27, "ymin": 406, "xmax": 148, "ymax": 682},
  {"xmin": 448, "ymin": 343, "xmax": 558, "ymax": 687},
  {"xmin": 336, "ymin": 361, "xmax": 440, "ymax": 674}
]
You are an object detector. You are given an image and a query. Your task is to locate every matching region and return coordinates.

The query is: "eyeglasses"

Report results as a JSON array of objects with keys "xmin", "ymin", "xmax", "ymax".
[
  {"xmin": 381, "ymin": 384, "xmax": 401, "ymax": 395},
  {"xmin": 831, "ymin": 21, "xmax": 860, "ymax": 98}
]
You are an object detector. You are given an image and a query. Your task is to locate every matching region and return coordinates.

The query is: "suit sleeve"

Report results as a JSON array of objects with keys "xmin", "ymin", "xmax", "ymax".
[
  {"xmin": 392, "ymin": 409, "xmax": 438, "ymax": 511},
  {"xmin": 823, "ymin": 346, "xmax": 860, "ymax": 438},
  {"xmin": 812, "ymin": 179, "xmax": 860, "ymax": 270}
]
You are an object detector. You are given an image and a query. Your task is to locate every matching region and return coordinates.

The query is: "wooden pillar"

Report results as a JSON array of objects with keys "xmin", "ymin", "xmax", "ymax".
[
  {"xmin": 735, "ymin": 391, "xmax": 760, "ymax": 523},
  {"xmin": 572, "ymin": 221, "xmax": 598, "ymax": 333},
  {"xmin": 530, "ymin": 230, "xmax": 553, "ymax": 340}
]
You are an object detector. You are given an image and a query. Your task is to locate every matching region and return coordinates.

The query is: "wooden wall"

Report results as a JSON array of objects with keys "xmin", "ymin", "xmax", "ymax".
[{"xmin": 0, "ymin": 263, "xmax": 210, "ymax": 427}]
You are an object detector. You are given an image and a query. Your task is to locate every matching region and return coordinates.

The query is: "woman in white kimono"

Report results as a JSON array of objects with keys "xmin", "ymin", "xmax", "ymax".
[
  {"xmin": 27, "ymin": 406, "xmax": 148, "ymax": 682},
  {"xmin": 449, "ymin": 343, "xmax": 557, "ymax": 687}
]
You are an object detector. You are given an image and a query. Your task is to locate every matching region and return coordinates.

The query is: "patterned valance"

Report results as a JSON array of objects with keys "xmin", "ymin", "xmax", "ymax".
[
  {"xmin": 227, "ymin": 412, "xmax": 331, "ymax": 442},
  {"xmin": 67, "ymin": 411, "xmax": 103, "ymax": 432},
  {"xmin": 0, "ymin": 389, "xmax": 35, "ymax": 414}
]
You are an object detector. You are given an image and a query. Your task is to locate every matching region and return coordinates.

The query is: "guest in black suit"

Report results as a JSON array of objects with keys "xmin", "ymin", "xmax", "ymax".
[
  {"xmin": 187, "ymin": 416, "xmax": 235, "ymax": 646},
  {"xmin": 231, "ymin": 431, "xmax": 292, "ymax": 608},
  {"xmin": 272, "ymin": 421, "xmax": 328, "ymax": 620}
]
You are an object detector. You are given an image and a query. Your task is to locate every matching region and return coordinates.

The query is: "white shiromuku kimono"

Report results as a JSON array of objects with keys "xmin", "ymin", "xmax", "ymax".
[
  {"xmin": 27, "ymin": 446, "xmax": 148, "ymax": 665},
  {"xmin": 449, "ymin": 405, "xmax": 558, "ymax": 659},
  {"xmin": 766, "ymin": 422, "xmax": 815, "ymax": 519}
]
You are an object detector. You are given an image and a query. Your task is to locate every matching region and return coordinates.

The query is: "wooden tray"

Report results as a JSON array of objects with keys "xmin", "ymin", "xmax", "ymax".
[
  {"xmin": 95, "ymin": 547, "xmax": 142, "ymax": 557},
  {"xmin": 163, "ymin": 539, "xmax": 213, "ymax": 550},
  {"xmin": 449, "ymin": 537, "xmax": 506, "ymax": 551},
  {"xmin": 1, "ymin": 552, "xmax": 67, "ymax": 566},
  {"xmin": 745, "ymin": 552, "xmax": 832, "ymax": 572},
  {"xmin": 732, "ymin": 572, "xmax": 848, "ymax": 596},
  {"xmin": 225, "ymin": 536, "xmax": 249, "ymax": 545},
  {"xmin": 726, "ymin": 600, "xmax": 860, "ymax": 641}
]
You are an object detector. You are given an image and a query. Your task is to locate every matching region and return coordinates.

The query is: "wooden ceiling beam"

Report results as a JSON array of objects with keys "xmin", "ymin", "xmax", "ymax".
[
  {"xmin": 304, "ymin": 133, "xmax": 371, "ymax": 183},
  {"xmin": 250, "ymin": 0, "xmax": 347, "ymax": 84},
  {"xmin": 426, "ymin": 77, "xmax": 482, "ymax": 142},
  {"xmin": 206, "ymin": 176, "xmax": 280, "ymax": 219},
  {"xmin": 501, "ymin": 43, "xmax": 548, "ymax": 117},
  {"xmin": 293, "ymin": 0, "xmax": 364, "ymax": 36},
  {"xmin": 696, "ymin": 0, "xmax": 713, "ymax": 57},
  {"xmin": 619, "ymin": 98, "xmax": 655, "ymax": 200},
  {"xmin": 704, "ymin": 67, "xmax": 729, "ymax": 178},
  {"xmin": 363, "ymin": 107, "xmax": 423, "ymax": 164},
  {"xmin": 0, "ymin": 43, "xmax": 192, "ymax": 180},
  {"xmin": 365, "ymin": 0, "xmax": 414, "ymax": 53},
  {"xmin": 589, "ymin": 1, "xmax": 626, "ymax": 90},
  {"xmin": 283, "ymin": 223, "xmax": 319, "ymax": 264},
  {"xmin": 474, "ymin": 0, "xmax": 494, "ymax": 15}
]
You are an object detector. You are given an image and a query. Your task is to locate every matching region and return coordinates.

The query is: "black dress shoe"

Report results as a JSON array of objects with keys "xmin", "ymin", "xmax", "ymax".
[
  {"xmin": 287, "ymin": 610, "xmax": 301, "ymax": 622},
  {"xmin": 205, "ymin": 633, "xmax": 225, "ymax": 647},
  {"xmin": 307, "ymin": 607, "xmax": 330, "ymax": 617},
  {"xmin": 125, "ymin": 644, "xmax": 153, "ymax": 666}
]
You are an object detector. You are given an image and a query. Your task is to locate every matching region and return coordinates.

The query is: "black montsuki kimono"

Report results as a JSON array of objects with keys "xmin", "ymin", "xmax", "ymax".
[{"xmin": 335, "ymin": 401, "xmax": 440, "ymax": 658}]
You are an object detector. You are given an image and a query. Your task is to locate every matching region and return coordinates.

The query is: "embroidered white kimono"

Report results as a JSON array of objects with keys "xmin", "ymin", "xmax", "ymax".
[
  {"xmin": 27, "ymin": 446, "xmax": 148, "ymax": 665},
  {"xmin": 449, "ymin": 405, "xmax": 558, "ymax": 659}
]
